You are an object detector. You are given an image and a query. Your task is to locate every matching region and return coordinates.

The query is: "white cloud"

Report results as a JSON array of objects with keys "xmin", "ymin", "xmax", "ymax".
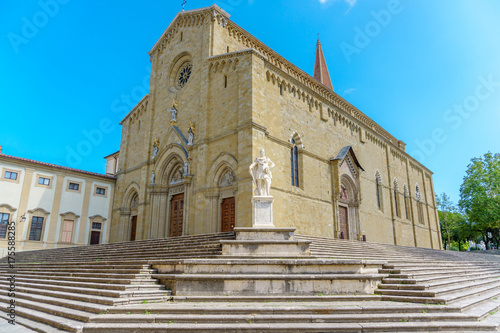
[
  {"xmin": 342, "ymin": 88, "xmax": 356, "ymax": 96},
  {"xmin": 319, "ymin": 0, "xmax": 357, "ymax": 8}
]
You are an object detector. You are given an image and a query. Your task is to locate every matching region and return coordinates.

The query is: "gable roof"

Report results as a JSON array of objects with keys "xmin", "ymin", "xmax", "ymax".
[{"xmin": 331, "ymin": 146, "xmax": 364, "ymax": 172}]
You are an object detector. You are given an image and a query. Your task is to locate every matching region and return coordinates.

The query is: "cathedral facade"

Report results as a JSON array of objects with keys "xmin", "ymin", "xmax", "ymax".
[{"xmin": 109, "ymin": 5, "xmax": 442, "ymax": 249}]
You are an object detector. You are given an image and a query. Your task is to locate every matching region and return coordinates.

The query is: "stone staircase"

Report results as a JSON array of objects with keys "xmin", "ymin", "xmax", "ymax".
[
  {"xmin": 0, "ymin": 232, "xmax": 234, "ymax": 332},
  {"xmin": 1, "ymin": 231, "xmax": 500, "ymax": 332}
]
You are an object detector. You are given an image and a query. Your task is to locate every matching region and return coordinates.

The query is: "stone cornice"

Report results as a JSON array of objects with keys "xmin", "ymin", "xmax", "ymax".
[
  {"xmin": 119, "ymin": 94, "xmax": 149, "ymax": 125},
  {"xmin": 148, "ymin": 5, "xmax": 230, "ymax": 57},
  {"xmin": 208, "ymin": 48, "xmax": 267, "ymax": 62},
  {"xmin": 264, "ymin": 63, "xmax": 433, "ymax": 176}
]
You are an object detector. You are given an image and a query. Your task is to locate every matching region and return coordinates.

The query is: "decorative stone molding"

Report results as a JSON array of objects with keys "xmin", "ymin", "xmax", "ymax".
[
  {"xmin": 60, "ymin": 212, "xmax": 80, "ymax": 219},
  {"xmin": 0, "ymin": 204, "xmax": 17, "ymax": 213},
  {"xmin": 89, "ymin": 214, "xmax": 107, "ymax": 222},
  {"xmin": 120, "ymin": 95, "xmax": 149, "ymax": 126},
  {"xmin": 208, "ymin": 57, "xmax": 240, "ymax": 74},
  {"xmin": 27, "ymin": 207, "xmax": 50, "ymax": 215}
]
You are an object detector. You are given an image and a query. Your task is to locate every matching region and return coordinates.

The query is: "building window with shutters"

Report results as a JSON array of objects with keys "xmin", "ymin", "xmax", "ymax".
[
  {"xmin": 29, "ymin": 216, "xmax": 44, "ymax": 241},
  {"xmin": 61, "ymin": 220, "xmax": 74, "ymax": 243},
  {"xmin": 0, "ymin": 213, "xmax": 9, "ymax": 239}
]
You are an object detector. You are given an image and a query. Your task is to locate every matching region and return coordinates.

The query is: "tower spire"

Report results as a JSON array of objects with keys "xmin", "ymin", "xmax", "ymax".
[{"xmin": 313, "ymin": 39, "xmax": 334, "ymax": 91}]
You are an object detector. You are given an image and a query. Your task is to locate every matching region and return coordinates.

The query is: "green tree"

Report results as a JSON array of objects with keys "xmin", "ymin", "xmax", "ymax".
[
  {"xmin": 459, "ymin": 152, "xmax": 500, "ymax": 249},
  {"xmin": 436, "ymin": 193, "xmax": 454, "ymax": 250}
]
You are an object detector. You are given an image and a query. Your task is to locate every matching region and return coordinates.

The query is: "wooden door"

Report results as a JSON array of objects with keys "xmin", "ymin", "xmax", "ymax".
[
  {"xmin": 221, "ymin": 197, "xmax": 235, "ymax": 232},
  {"xmin": 130, "ymin": 215, "xmax": 137, "ymax": 241},
  {"xmin": 339, "ymin": 206, "xmax": 349, "ymax": 240},
  {"xmin": 90, "ymin": 231, "xmax": 101, "ymax": 245},
  {"xmin": 61, "ymin": 220, "xmax": 74, "ymax": 243},
  {"xmin": 169, "ymin": 193, "xmax": 184, "ymax": 237}
]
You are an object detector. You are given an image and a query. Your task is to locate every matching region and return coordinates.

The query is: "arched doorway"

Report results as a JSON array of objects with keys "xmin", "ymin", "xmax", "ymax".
[
  {"xmin": 129, "ymin": 193, "xmax": 138, "ymax": 241},
  {"xmin": 149, "ymin": 151, "xmax": 191, "ymax": 239},
  {"xmin": 338, "ymin": 175, "xmax": 360, "ymax": 240},
  {"xmin": 219, "ymin": 170, "xmax": 236, "ymax": 232}
]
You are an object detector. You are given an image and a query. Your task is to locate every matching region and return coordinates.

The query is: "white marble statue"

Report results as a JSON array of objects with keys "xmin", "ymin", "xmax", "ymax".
[
  {"xmin": 150, "ymin": 171, "xmax": 155, "ymax": 185},
  {"xmin": 183, "ymin": 161, "xmax": 189, "ymax": 176},
  {"xmin": 187, "ymin": 128, "xmax": 194, "ymax": 145},
  {"xmin": 152, "ymin": 139, "xmax": 159, "ymax": 159},
  {"xmin": 170, "ymin": 106, "xmax": 178, "ymax": 122},
  {"xmin": 249, "ymin": 149, "xmax": 275, "ymax": 197}
]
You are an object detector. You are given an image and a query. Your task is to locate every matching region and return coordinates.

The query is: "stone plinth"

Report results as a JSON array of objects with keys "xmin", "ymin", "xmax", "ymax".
[
  {"xmin": 233, "ymin": 227, "xmax": 296, "ymax": 241},
  {"xmin": 221, "ymin": 226, "xmax": 311, "ymax": 257},
  {"xmin": 252, "ymin": 196, "xmax": 274, "ymax": 228}
]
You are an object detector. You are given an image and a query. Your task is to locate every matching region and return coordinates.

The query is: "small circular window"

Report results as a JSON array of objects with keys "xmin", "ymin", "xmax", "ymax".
[{"xmin": 176, "ymin": 63, "xmax": 192, "ymax": 89}]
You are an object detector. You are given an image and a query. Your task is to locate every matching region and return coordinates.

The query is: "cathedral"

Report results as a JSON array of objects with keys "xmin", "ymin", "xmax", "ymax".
[{"xmin": 109, "ymin": 5, "xmax": 442, "ymax": 250}]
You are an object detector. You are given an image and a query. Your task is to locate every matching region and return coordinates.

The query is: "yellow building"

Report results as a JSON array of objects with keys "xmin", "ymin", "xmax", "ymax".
[
  {"xmin": 0, "ymin": 149, "xmax": 115, "ymax": 257},
  {"xmin": 110, "ymin": 5, "xmax": 442, "ymax": 249}
]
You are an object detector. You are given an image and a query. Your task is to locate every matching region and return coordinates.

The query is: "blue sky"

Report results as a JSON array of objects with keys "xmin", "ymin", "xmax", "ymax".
[{"xmin": 1, "ymin": 0, "xmax": 499, "ymax": 205}]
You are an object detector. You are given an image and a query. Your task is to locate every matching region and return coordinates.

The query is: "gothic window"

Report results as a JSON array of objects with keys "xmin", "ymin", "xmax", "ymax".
[
  {"xmin": 290, "ymin": 139, "xmax": 299, "ymax": 187},
  {"xmin": 416, "ymin": 185, "xmax": 424, "ymax": 224},
  {"xmin": 393, "ymin": 179, "xmax": 399, "ymax": 217},
  {"xmin": 176, "ymin": 63, "xmax": 192, "ymax": 89},
  {"xmin": 375, "ymin": 171, "xmax": 383, "ymax": 210},
  {"xmin": 403, "ymin": 184, "xmax": 410, "ymax": 220}
]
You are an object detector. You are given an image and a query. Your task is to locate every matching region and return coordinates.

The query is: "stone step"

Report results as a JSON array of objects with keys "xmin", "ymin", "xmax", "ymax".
[
  {"xmin": 156, "ymin": 273, "xmax": 385, "ymax": 296},
  {"xmin": 382, "ymin": 262, "xmax": 497, "ymax": 269},
  {"xmin": 0, "ymin": 294, "xmax": 94, "ymax": 323},
  {"xmin": 0, "ymin": 263, "xmax": 152, "ymax": 269},
  {"xmin": 22, "ymin": 251, "xmax": 221, "ymax": 262},
  {"xmin": 380, "ymin": 272, "xmax": 500, "ymax": 289},
  {"xmin": 0, "ymin": 276, "xmax": 164, "ymax": 291},
  {"xmin": 21, "ymin": 247, "xmax": 221, "ymax": 258},
  {"xmin": 0, "ymin": 271, "xmax": 152, "ymax": 279},
  {"xmin": 383, "ymin": 267, "xmax": 500, "ymax": 278},
  {"xmin": 380, "ymin": 280, "xmax": 500, "ymax": 305},
  {"xmin": 456, "ymin": 289, "xmax": 500, "ymax": 318},
  {"xmin": 151, "ymin": 258, "xmax": 384, "ymax": 275},
  {"xmin": 109, "ymin": 301, "xmax": 459, "ymax": 315},
  {"xmin": 6, "ymin": 232, "xmax": 233, "ymax": 255},
  {"xmin": 81, "ymin": 321, "xmax": 498, "ymax": 332},
  {"xmin": 0, "ymin": 288, "xmax": 107, "ymax": 314},
  {"xmin": 0, "ymin": 283, "xmax": 126, "ymax": 305},
  {"xmin": 0, "ymin": 266, "xmax": 157, "ymax": 272},
  {"xmin": 0, "ymin": 301, "xmax": 85, "ymax": 333},
  {"xmin": 377, "ymin": 278, "xmax": 500, "ymax": 298},
  {"xmin": 0, "ymin": 272, "xmax": 158, "ymax": 285},
  {"xmin": 170, "ymin": 295, "xmax": 385, "ymax": 303},
  {"xmin": 385, "ymin": 268, "xmax": 500, "ymax": 280},
  {"xmin": 0, "ymin": 312, "xmax": 69, "ymax": 333},
  {"xmin": 0, "ymin": 280, "xmax": 130, "ymax": 298},
  {"xmin": 89, "ymin": 312, "xmax": 479, "ymax": 324}
]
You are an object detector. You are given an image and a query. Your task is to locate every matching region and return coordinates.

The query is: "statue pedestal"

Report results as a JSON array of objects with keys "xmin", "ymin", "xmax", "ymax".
[{"xmin": 252, "ymin": 196, "xmax": 274, "ymax": 228}]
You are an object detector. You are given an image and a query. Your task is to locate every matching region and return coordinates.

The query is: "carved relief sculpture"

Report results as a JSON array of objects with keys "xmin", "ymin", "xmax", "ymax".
[
  {"xmin": 249, "ymin": 149, "xmax": 275, "ymax": 197},
  {"xmin": 220, "ymin": 170, "xmax": 234, "ymax": 187}
]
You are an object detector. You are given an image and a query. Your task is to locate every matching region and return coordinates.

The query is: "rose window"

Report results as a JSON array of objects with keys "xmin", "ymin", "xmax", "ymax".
[{"xmin": 177, "ymin": 63, "xmax": 192, "ymax": 88}]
